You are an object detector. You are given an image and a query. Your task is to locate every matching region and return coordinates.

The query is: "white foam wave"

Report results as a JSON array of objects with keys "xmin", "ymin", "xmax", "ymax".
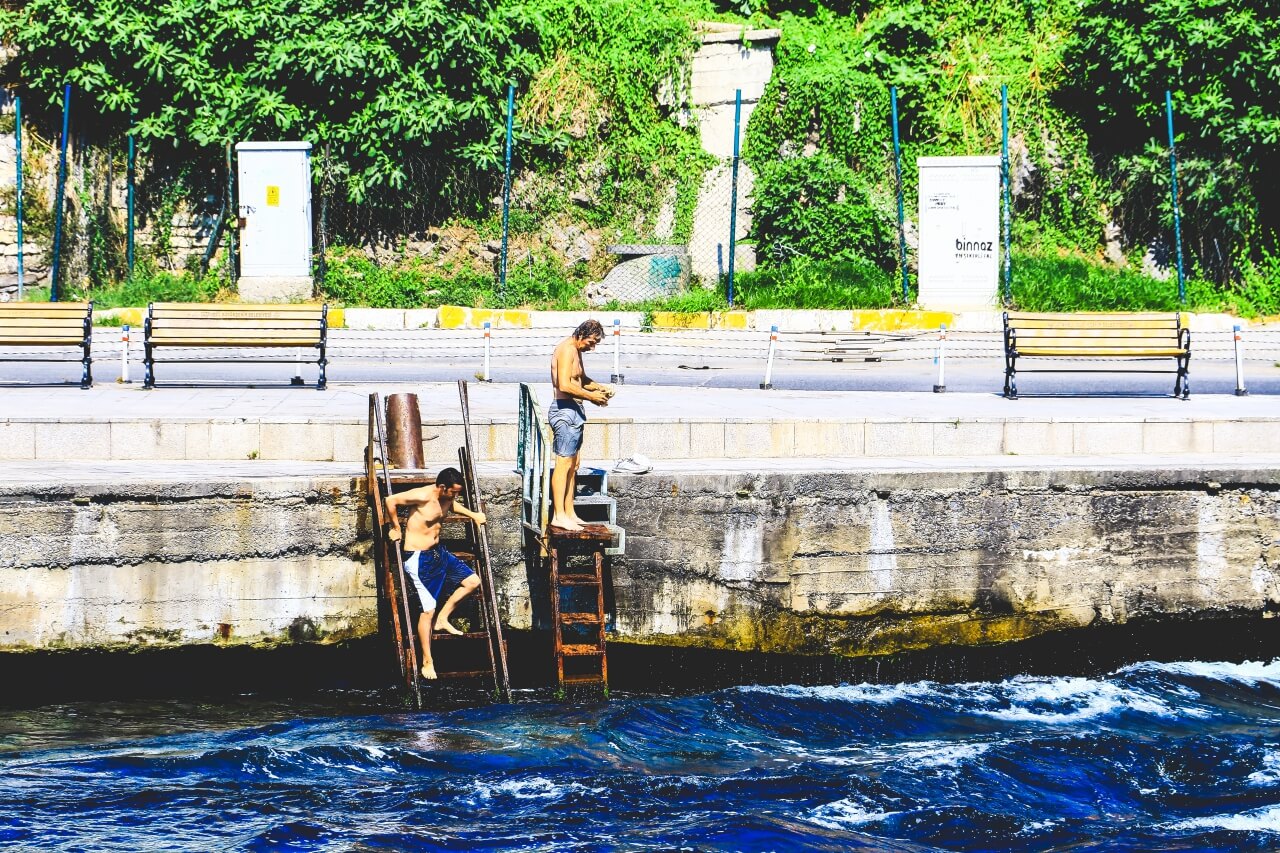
[
  {"xmin": 976, "ymin": 677, "xmax": 1184, "ymax": 724},
  {"xmin": 468, "ymin": 776, "xmax": 603, "ymax": 804},
  {"xmin": 1248, "ymin": 748, "xmax": 1280, "ymax": 786},
  {"xmin": 738, "ymin": 682, "xmax": 940, "ymax": 704},
  {"xmin": 1168, "ymin": 803, "xmax": 1280, "ymax": 833},
  {"xmin": 1122, "ymin": 659, "xmax": 1280, "ymax": 687},
  {"xmin": 805, "ymin": 797, "xmax": 900, "ymax": 830}
]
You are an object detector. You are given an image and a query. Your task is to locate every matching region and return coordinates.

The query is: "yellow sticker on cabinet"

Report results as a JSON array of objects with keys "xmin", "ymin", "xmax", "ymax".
[{"xmin": 266, "ymin": 185, "xmax": 280, "ymax": 206}]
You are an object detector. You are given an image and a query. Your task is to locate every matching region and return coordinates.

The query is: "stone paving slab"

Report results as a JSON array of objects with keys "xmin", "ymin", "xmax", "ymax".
[{"xmin": 2, "ymin": 383, "xmax": 1278, "ymax": 463}]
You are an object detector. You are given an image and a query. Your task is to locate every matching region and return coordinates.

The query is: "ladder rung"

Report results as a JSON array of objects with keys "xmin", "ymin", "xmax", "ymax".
[
  {"xmin": 429, "ymin": 669, "xmax": 494, "ymax": 680},
  {"xmin": 560, "ymin": 644, "xmax": 605, "ymax": 657},
  {"xmin": 557, "ymin": 574, "xmax": 600, "ymax": 585},
  {"xmin": 431, "ymin": 631, "xmax": 490, "ymax": 641},
  {"xmin": 559, "ymin": 613, "xmax": 603, "ymax": 624},
  {"xmin": 561, "ymin": 674, "xmax": 605, "ymax": 685}
]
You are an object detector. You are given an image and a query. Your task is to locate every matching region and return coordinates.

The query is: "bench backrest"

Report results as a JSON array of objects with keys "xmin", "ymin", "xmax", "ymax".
[
  {"xmin": 1004, "ymin": 311, "xmax": 1186, "ymax": 353},
  {"xmin": 147, "ymin": 303, "xmax": 327, "ymax": 347},
  {"xmin": 0, "ymin": 302, "xmax": 93, "ymax": 346}
]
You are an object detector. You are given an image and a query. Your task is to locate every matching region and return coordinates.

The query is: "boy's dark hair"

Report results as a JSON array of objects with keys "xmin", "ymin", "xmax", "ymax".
[
  {"xmin": 436, "ymin": 467, "xmax": 464, "ymax": 488},
  {"xmin": 573, "ymin": 319, "xmax": 604, "ymax": 340}
]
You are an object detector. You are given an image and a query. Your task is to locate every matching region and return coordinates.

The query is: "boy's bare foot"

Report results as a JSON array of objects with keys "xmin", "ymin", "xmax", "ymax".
[
  {"xmin": 435, "ymin": 617, "xmax": 464, "ymax": 636},
  {"xmin": 421, "ymin": 662, "xmax": 437, "ymax": 680},
  {"xmin": 550, "ymin": 514, "xmax": 583, "ymax": 531}
]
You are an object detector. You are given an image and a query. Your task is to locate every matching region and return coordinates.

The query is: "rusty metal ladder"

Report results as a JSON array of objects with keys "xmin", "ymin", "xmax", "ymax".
[
  {"xmin": 547, "ymin": 526, "xmax": 611, "ymax": 693},
  {"xmin": 366, "ymin": 390, "xmax": 512, "ymax": 707}
]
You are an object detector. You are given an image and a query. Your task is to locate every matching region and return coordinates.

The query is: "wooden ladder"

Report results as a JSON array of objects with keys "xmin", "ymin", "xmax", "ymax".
[
  {"xmin": 547, "ymin": 525, "xmax": 612, "ymax": 693},
  {"xmin": 366, "ymin": 391, "xmax": 511, "ymax": 707}
]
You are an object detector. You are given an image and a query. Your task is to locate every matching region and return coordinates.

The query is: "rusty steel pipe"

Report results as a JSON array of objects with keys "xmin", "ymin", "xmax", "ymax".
[{"xmin": 385, "ymin": 393, "xmax": 425, "ymax": 470}]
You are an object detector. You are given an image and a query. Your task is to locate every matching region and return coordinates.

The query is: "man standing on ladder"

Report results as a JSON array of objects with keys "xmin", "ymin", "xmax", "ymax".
[
  {"xmin": 549, "ymin": 320, "xmax": 612, "ymax": 531},
  {"xmin": 386, "ymin": 467, "xmax": 486, "ymax": 680}
]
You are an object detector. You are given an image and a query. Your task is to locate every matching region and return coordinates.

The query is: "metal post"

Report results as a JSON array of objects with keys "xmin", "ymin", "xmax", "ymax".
[
  {"xmin": 499, "ymin": 84, "xmax": 514, "ymax": 296},
  {"xmin": 610, "ymin": 318, "xmax": 624, "ymax": 384},
  {"xmin": 120, "ymin": 325, "xmax": 130, "ymax": 383},
  {"xmin": 891, "ymin": 86, "xmax": 909, "ymax": 303},
  {"xmin": 727, "ymin": 89, "xmax": 742, "ymax": 307},
  {"xmin": 933, "ymin": 324, "xmax": 947, "ymax": 393},
  {"xmin": 14, "ymin": 94, "xmax": 23, "ymax": 299},
  {"xmin": 1001, "ymin": 85, "xmax": 1012, "ymax": 306},
  {"xmin": 1233, "ymin": 324, "xmax": 1248, "ymax": 397},
  {"xmin": 482, "ymin": 321, "xmax": 492, "ymax": 382},
  {"xmin": 51, "ymin": 84, "xmax": 71, "ymax": 302},
  {"xmin": 292, "ymin": 347, "xmax": 304, "ymax": 385},
  {"xmin": 127, "ymin": 122, "xmax": 135, "ymax": 279},
  {"xmin": 226, "ymin": 142, "xmax": 236, "ymax": 285},
  {"xmin": 760, "ymin": 324, "xmax": 778, "ymax": 390},
  {"xmin": 1166, "ymin": 90, "xmax": 1186, "ymax": 305}
]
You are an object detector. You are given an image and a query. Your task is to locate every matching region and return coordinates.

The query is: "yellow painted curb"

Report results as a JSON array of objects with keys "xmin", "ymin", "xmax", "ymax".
[
  {"xmin": 652, "ymin": 311, "xmax": 712, "ymax": 329},
  {"xmin": 719, "ymin": 311, "xmax": 750, "ymax": 330},
  {"xmin": 851, "ymin": 309, "xmax": 955, "ymax": 331},
  {"xmin": 438, "ymin": 305, "xmax": 532, "ymax": 329},
  {"xmin": 326, "ymin": 307, "xmax": 345, "ymax": 329}
]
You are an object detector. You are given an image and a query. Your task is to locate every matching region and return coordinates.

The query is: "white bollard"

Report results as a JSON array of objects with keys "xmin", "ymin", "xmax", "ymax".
[
  {"xmin": 291, "ymin": 347, "xmax": 304, "ymax": 385},
  {"xmin": 610, "ymin": 318, "xmax": 624, "ymax": 384},
  {"xmin": 482, "ymin": 321, "xmax": 492, "ymax": 382},
  {"xmin": 119, "ymin": 324, "xmax": 130, "ymax": 383},
  {"xmin": 933, "ymin": 323, "xmax": 947, "ymax": 393},
  {"xmin": 760, "ymin": 324, "xmax": 778, "ymax": 390},
  {"xmin": 1234, "ymin": 324, "xmax": 1248, "ymax": 397}
]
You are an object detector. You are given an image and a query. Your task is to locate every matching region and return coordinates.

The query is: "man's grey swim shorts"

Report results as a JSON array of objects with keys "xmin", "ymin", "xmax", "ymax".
[{"xmin": 548, "ymin": 399, "xmax": 586, "ymax": 457}]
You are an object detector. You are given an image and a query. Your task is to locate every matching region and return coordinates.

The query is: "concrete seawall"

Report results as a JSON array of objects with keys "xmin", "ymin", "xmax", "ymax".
[{"xmin": 5, "ymin": 461, "xmax": 1278, "ymax": 658}]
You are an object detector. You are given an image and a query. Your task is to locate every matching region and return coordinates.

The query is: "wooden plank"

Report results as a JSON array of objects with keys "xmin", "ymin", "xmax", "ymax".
[
  {"xmin": 1006, "ymin": 311, "xmax": 1180, "ymax": 321},
  {"xmin": 0, "ymin": 317, "xmax": 88, "ymax": 328},
  {"xmin": 0, "ymin": 336, "xmax": 88, "ymax": 345},
  {"xmin": 150, "ymin": 317, "xmax": 323, "ymax": 329},
  {"xmin": 146, "ymin": 337, "xmax": 318, "ymax": 347},
  {"xmin": 151, "ymin": 302, "xmax": 322, "ymax": 313},
  {"xmin": 150, "ymin": 328, "xmax": 321, "ymax": 341},
  {"xmin": 1008, "ymin": 319, "xmax": 1179, "ymax": 330},
  {"xmin": 1017, "ymin": 347, "xmax": 1184, "ymax": 357}
]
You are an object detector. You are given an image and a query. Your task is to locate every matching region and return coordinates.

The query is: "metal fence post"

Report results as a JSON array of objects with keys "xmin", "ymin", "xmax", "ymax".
[
  {"xmin": 1233, "ymin": 325, "xmax": 1248, "ymax": 397},
  {"xmin": 933, "ymin": 324, "xmax": 947, "ymax": 393},
  {"xmin": 610, "ymin": 318, "xmax": 624, "ymax": 384},
  {"xmin": 14, "ymin": 94, "xmax": 23, "ymax": 299},
  {"xmin": 226, "ymin": 142, "xmax": 236, "ymax": 285},
  {"xmin": 499, "ymin": 84, "xmax": 515, "ymax": 297},
  {"xmin": 1001, "ymin": 85, "xmax": 1012, "ymax": 306},
  {"xmin": 1165, "ymin": 90, "xmax": 1186, "ymax": 305},
  {"xmin": 760, "ymin": 324, "xmax": 778, "ymax": 390},
  {"xmin": 127, "ymin": 123, "xmax": 135, "ymax": 279},
  {"xmin": 51, "ymin": 84, "xmax": 72, "ymax": 301},
  {"xmin": 727, "ymin": 88, "xmax": 742, "ymax": 307},
  {"xmin": 891, "ymin": 86, "xmax": 908, "ymax": 303}
]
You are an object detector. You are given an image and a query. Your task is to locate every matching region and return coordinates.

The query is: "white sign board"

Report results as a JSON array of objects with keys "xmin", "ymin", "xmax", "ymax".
[
  {"xmin": 917, "ymin": 156, "xmax": 1000, "ymax": 310},
  {"xmin": 236, "ymin": 142, "xmax": 313, "ymax": 278}
]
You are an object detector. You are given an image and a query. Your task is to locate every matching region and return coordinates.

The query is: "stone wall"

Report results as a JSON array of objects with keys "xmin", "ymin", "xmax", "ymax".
[{"xmin": 3, "ymin": 465, "xmax": 1278, "ymax": 656}]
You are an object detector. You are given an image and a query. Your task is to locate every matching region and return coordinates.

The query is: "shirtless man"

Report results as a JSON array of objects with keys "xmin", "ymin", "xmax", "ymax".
[
  {"xmin": 385, "ymin": 466, "xmax": 487, "ymax": 680},
  {"xmin": 548, "ymin": 319, "xmax": 612, "ymax": 531}
]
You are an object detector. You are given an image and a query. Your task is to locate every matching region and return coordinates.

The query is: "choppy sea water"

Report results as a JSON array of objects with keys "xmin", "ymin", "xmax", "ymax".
[{"xmin": 5, "ymin": 660, "xmax": 1280, "ymax": 851}]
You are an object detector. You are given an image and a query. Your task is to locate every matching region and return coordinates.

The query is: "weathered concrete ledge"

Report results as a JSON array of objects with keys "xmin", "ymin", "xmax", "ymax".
[{"xmin": 4, "ymin": 460, "xmax": 1279, "ymax": 659}]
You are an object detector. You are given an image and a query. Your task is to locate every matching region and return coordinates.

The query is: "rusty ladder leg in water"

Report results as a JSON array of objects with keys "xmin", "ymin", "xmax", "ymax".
[{"xmin": 548, "ymin": 525, "xmax": 611, "ymax": 694}]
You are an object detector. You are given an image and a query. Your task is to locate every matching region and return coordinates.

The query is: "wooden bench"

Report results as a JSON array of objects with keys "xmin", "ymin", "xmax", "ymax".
[
  {"xmin": 1003, "ymin": 311, "xmax": 1190, "ymax": 399},
  {"xmin": 143, "ymin": 303, "xmax": 328, "ymax": 389},
  {"xmin": 0, "ymin": 301, "xmax": 94, "ymax": 388}
]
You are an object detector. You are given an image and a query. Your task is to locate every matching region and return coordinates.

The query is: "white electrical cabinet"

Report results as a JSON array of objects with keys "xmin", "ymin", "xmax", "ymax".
[
  {"xmin": 916, "ymin": 156, "xmax": 1001, "ymax": 310},
  {"xmin": 236, "ymin": 142, "xmax": 313, "ymax": 278}
]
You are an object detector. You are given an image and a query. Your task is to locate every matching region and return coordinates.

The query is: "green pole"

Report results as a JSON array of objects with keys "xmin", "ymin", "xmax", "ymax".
[
  {"xmin": 127, "ymin": 120, "xmax": 135, "ymax": 279},
  {"xmin": 727, "ymin": 88, "xmax": 742, "ymax": 307},
  {"xmin": 51, "ymin": 83, "xmax": 71, "ymax": 302},
  {"xmin": 891, "ymin": 86, "xmax": 908, "ymax": 302},
  {"xmin": 1001, "ymin": 84, "xmax": 1012, "ymax": 305},
  {"xmin": 1165, "ymin": 90, "xmax": 1186, "ymax": 304},
  {"xmin": 499, "ymin": 84, "xmax": 514, "ymax": 296},
  {"xmin": 14, "ymin": 94, "xmax": 23, "ymax": 299},
  {"xmin": 226, "ymin": 142, "xmax": 236, "ymax": 286}
]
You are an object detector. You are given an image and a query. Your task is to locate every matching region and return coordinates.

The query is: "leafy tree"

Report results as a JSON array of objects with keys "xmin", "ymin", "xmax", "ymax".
[
  {"xmin": 1066, "ymin": 0, "xmax": 1280, "ymax": 278},
  {"xmin": 0, "ymin": 0, "xmax": 538, "ymax": 202}
]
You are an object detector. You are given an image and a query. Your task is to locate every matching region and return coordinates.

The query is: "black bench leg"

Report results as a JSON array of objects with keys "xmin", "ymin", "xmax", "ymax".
[
  {"xmin": 143, "ymin": 344, "xmax": 155, "ymax": 389},
  {"xmin": 317, "ymin": 348, "xmax": 327, "ymax": 391},
  {"xmin": 1176, "ymin": 356, "xmax": 1190, "ymax": 400},
  {"xmin": 81, "ymin": 346, "xmax": 92, "ymax": 389},
  {"xmin": 1003, "ymin": 357, "xmax": 1018, "ymax": 399}
]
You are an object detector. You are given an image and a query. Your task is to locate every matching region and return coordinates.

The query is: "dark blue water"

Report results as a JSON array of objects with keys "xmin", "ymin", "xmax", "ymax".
[{"xmin": 5, "ymin": 660, "xmax": 1280, "ymax": 851}]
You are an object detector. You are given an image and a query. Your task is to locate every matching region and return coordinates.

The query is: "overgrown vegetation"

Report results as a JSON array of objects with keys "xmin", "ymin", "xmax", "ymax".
[{"xmin": 2, "ymin": 0, "xmax": 1275, "ymax": 313}]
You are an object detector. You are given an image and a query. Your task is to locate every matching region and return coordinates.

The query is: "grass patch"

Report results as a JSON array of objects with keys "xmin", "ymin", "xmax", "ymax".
[{"xmin": 68, "ymin": 268, "xmax": 231, "ymax": 308}]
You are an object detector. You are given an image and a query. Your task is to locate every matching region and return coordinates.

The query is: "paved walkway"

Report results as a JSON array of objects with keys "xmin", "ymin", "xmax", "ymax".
[{"xmin": 3, "ymin": 381, "xmax": 1279, "ymax": 424}]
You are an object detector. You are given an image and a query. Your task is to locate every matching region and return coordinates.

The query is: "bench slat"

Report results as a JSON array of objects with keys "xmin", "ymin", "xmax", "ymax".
[
  {"xmin": 1017, "ymin": 347, "xmax": 1185, "ymax": 357},
  {"xmin": 149, "ymin": 317, "xmax": 323, "ymax": 329},
  {"xmin": 0, "ymin": 317, "xmax": 90, "ymax": 328},
  {"xmin": 1006, "ymin": 311, "xmax": 1183, "ymax": 320},
  {"xmin": 145, "ymin": 337, "xmax": 319, "ymax": 347},
  {"xmin": 0, "ymin": 336, "xmax": 91, "ymax": 346},
  {"xmin": 150, "ymin": 328, "xmax": 322, "ymax": 341},
  {"xmin": 1008, "ymin": 319, "xmax": 1180, "ymax": 330}
]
